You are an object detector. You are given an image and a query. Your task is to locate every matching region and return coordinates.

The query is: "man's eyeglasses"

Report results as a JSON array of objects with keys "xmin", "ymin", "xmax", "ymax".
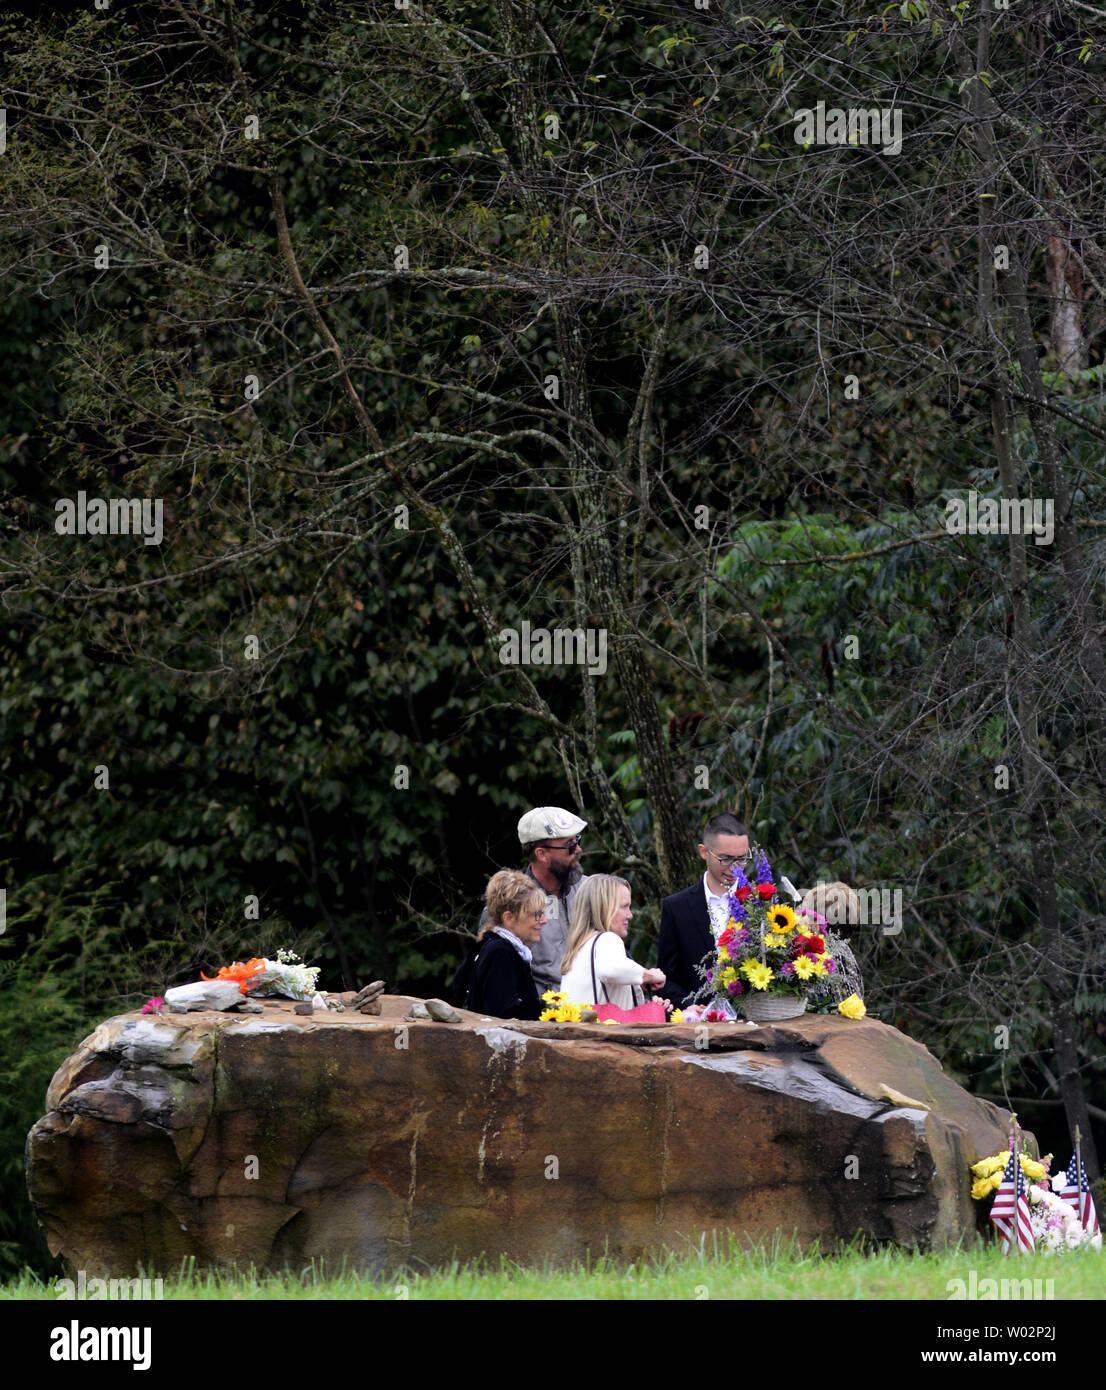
[
  {"xmin": 707, "ymin": 849, "xmax": 749, "ymax": 868},
  {"xmin": 545, "ymin": 837, "xmax": 582, "ymax": 852}
]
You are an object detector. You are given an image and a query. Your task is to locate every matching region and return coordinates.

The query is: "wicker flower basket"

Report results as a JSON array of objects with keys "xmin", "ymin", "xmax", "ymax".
[{"xmin": 743, "ymin": 992, "xmax": 808, "ymax": 1023}]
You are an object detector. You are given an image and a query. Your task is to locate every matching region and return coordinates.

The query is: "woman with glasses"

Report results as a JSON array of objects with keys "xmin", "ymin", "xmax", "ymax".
[
  {"xmin": 464, "ymin": 869, "xmax": 549, "ymax": 1019},
  {"xmin": 560, "ymin": 875, "xmax": 667, "ymax": 1009}
]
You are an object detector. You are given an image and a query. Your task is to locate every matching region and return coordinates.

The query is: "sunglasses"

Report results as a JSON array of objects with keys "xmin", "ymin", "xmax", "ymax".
[{"xmin": 545, "ymin": 837, "xmax": 583, "ymax": 852}]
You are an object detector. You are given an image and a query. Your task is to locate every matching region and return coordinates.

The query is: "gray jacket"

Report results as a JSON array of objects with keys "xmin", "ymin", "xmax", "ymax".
[{"xmin": 478, "ymin": 865, "xmax": 589, "ymax": 998}]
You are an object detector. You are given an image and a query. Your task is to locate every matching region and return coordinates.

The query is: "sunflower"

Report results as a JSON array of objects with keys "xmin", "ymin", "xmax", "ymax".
[{"xmin": 767, "ymin": 905, "xmax": 797, "ymax": 934}]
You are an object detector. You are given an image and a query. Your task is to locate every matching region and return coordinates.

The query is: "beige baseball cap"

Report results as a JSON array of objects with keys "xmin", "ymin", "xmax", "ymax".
[{"xmin": 518, "ymin": 806, "xmax": 588, "ymax": 845}]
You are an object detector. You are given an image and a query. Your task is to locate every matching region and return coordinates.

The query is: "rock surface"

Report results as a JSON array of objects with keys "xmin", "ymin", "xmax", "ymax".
[{"xmin": 26, "ymin": 997, "xmax": 1018, "ymax": 1276}]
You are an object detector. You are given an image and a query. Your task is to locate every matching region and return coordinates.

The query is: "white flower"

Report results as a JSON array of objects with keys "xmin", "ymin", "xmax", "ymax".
[
  {"xmin": 250, "ymin": 954, "xmax": 323, "ymax": 1002},
  {"xmin": 1050, "ymin": 1171, "xmax": 1068, "ymax": 1193}
]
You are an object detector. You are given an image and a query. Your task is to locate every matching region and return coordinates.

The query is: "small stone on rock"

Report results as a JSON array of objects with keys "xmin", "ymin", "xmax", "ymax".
[
  {"xmin": 425, "ymin": 998, "xmax": 461, "ymax": 1023},
  {"xmin": 293, "ymin": 1002, "xmax": 314, "ymax": 1016},
  {"xmin": 406, "ymin": 1001, "xmax": 430, "ymax": 1020}
]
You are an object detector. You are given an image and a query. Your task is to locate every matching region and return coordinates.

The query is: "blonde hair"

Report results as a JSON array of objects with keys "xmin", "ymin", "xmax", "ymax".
[
  {"xmin": 561, "ymin": 874, "xmax": 631, "ymax": 973},
  {"xmin": 482, "ymin": 869, "xmax": 546, "ymax": 935},
  {"xmin": 799, "ymin": 881, "xmax": 859, "ymax": 927}
]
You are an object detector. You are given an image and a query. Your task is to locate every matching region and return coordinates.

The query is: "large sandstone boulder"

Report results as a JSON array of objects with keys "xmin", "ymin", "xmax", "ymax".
[{"xmin": 27, "ymin": 997, "xmax": 1016, "ymax": 1275}]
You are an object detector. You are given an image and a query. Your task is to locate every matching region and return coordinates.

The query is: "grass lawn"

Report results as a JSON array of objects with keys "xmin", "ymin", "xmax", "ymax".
[{"xmin": 3, "ymin": 1234, "xmax": 1103, "ymax": 1300}]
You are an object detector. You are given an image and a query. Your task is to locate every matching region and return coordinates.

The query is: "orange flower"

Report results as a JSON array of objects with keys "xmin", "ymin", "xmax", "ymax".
[{"xmin": 201, "ymin": 958, "xmax": 266, "ymax": 994}]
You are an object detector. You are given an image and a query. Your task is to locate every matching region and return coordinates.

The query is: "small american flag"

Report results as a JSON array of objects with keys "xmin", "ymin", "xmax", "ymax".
[
  {"xmin": 1058, "ymin": 1151, "xmax": 1100, "ymax": 1236},
  {"xmin": 990, "ymin": 1148, "xmax": 1035, "ymax": 1254}
]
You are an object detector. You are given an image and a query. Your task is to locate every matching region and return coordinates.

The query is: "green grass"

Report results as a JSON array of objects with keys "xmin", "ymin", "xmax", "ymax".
[{"xmin": 3, "ymin": 1234, "xmax": 1103, "ymax": 1300}]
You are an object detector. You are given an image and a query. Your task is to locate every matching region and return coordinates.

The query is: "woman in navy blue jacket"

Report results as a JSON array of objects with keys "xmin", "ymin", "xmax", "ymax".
[{"xmin": 465, "ymin": 869, "xmax": 547, "ymax": 1020}]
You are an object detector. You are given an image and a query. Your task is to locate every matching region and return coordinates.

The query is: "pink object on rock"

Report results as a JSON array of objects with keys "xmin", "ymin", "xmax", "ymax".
[{"xmin": 594, "ymin": 1000, "xmax": 667, "ymax": 1025}]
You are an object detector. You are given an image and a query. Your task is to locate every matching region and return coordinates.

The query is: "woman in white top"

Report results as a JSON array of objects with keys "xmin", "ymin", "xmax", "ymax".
[{"xmin": 560, "ymin": 875, "xmax": 666, "ymax": 1009}]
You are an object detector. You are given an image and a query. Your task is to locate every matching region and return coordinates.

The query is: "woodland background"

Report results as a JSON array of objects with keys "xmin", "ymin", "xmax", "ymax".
[{"xmin": 2, "ymin": 0, "xmax": 1106, "ymax": 1274}]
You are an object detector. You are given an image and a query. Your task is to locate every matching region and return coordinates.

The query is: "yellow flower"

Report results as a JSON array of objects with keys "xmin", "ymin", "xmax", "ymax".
[
  {"xmin": 971, "ymin": 1176, "xmax": 996, "ymax": 1200},
  {"xmin": 670, "ymin": 1010, "xmax": 684, "ymax": 1024},
  {"xmin": 971, "ymin": 1154, "xmax": 1006, "ymax": 1178},
  {"xmin": 542, "ymin": 997, "xmax": 581, "ymax": 1022},
  {"xmin": 738, "ymin": 957, "xmax": 762, "ymax": 978},
  {"xmin": 744, "ymin": 961, "xmax": 774, "ymax": 991},
  {"xmin": 717, "ymin": 945, "xmax": 730, "ymax": 964},
  {"xmin": 792, "ymin": 955, "xmax": 817, "ymax": 980},
  {"xmin": 838, "ymin": 993, "xmax": 866, "ymax": 1019},
  {"xmin": 1020, "ymin": 1156, "xmax": 1047, "ymax": 1182},
  {"xmin": 764, "ymin": 932, "xmax": 786, "ymax": 949},
  {"xmin": 810, "ymin": 958, "xmax": 828, "ymax": 977},
  {"xmin": 602, "ymin": 1018, "xmax": 621, "ymax": 1026},
  {"xmin": 719, "ymin": 966, "xmax": 738, "ymax": 987},
  {"xmin": 767, "ymin": 905, "xmax": 797, "ymax": 933}
]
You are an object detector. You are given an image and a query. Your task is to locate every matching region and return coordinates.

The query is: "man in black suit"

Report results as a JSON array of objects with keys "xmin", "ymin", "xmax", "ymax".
[{"xmin": 657, "ymin": 812, "xmax": 750, "ymax": 1009}]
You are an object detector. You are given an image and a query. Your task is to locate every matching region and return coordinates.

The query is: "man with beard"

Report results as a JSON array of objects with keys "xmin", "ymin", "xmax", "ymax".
[{"xmin": 477, "ymin": 806, "xmax": 590, "ymax": 997}]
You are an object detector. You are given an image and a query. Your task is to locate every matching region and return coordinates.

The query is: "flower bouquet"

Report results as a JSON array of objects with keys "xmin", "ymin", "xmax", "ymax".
[
  {"xmin": 540, "ymin": 990, "xmax": 583, "ymax": 1022},
  {"xmin": 970, "ymin": 1146, "xmax": 1102, "ymax": 1253},
  {"xmin": 203, "ymin": 948, "xmax": 325, "ymax": 1004},
  {"xmin": 694, "ymin": 847, "xmax": 863, "ymax": 1023}
]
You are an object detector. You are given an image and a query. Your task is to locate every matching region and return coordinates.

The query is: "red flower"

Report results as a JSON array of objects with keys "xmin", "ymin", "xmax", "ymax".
[
  {"xmin": 735, "ymin": 885, "xmax": 752, "ymax": 903},
  {"xmin": 719, "ymin": 926, "xmax": 736, "ymax": 950},
  {"xmin": 793, "ymin": 933, "xmax": 825, "ymax": 957},
  {"xmin": 757, "ymin": 882, "xmax": 776, "ymax": 900}
]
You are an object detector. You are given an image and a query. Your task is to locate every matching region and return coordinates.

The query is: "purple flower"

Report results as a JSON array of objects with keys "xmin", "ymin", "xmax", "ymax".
[
  {"xmin": 733, "ymin": 927, "xmax": 750, "ymax": 945},
  {"xmin": 754, "ymin": 850, "xmax": 773, "ymax": 885},
  {"xmin": 824, "ymin": 959, "xmax": 837, "ymax": 973},
  {"xmin": 726, "ymin": 980, "xmax": 743, "ymax": 996},
  {"xmin": 141, "ymin": 996, "xmax": 165, "ymax": 1015},
  {"xmin": 779, "ymin": 962, "xmax": 796, "ymax": 978}
]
